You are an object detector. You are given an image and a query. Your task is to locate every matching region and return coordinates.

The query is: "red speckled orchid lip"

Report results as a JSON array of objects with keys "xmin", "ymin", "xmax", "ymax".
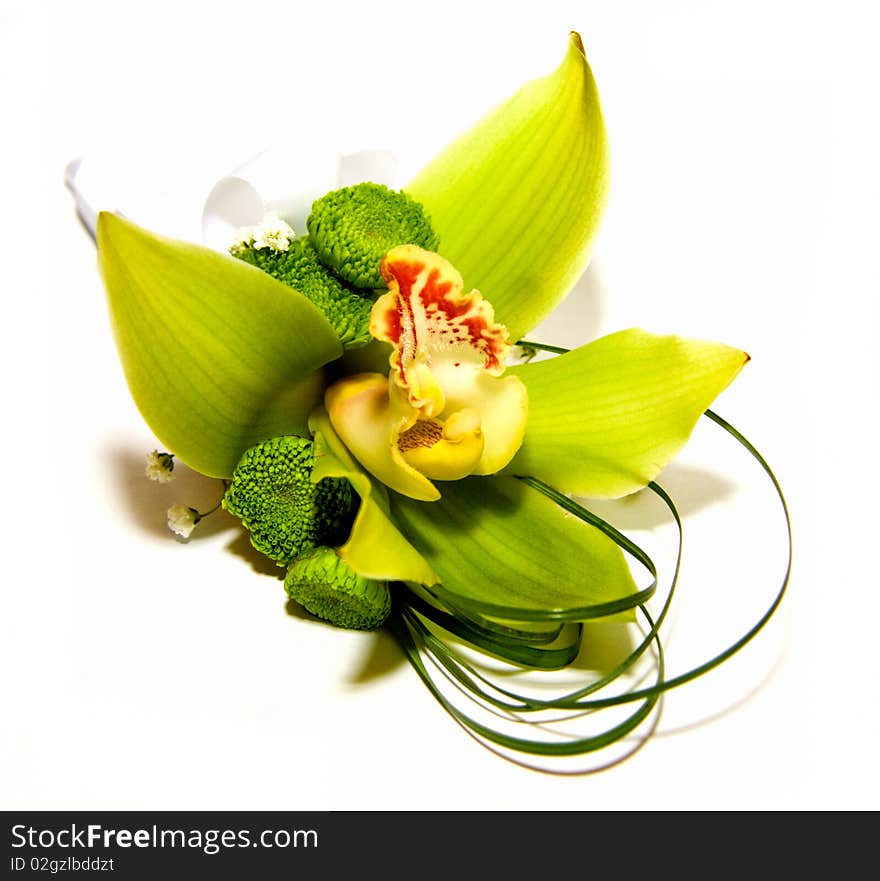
[
  {"xmin": 372, "ymin": 245, "xmax": 512, "ymax": 421},
  {"xmin": 323, "ymin": 246, "xmax": 529, "ymax": 501}
]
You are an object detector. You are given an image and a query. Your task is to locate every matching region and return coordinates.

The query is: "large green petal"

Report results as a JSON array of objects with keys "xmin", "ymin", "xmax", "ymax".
[
  {"xmin": 507, "ymin": 329, "xmax": 749, "ymax": 498},
  {"xmin": 97, "ymin": 213, "xmax": 342, "ymax": 477},
  {"xmin": 309, "ymin": 408, "xmax": 439, "ymax": 585},
  {"xmin": 390, "ymin": 476, "xmax": 643, "ymax": 621},
  {"xmin": 406, "ymin": 32, "xmax": 609, "ymax": 341}
]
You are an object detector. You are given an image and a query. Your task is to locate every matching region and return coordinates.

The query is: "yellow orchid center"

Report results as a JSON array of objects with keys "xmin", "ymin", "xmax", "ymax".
[{"xmin": 325, "ymin": 245, "xmax": 528, "ymax": 501}]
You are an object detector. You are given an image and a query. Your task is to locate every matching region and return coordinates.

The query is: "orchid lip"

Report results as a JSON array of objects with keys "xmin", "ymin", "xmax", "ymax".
[
  {"xmin": 325, "ymin": 246, "xmax": 529, "ymax": 500},
  {"xmin": 398, "ymin": 408, "xmax": 485, "ymax": 481}
]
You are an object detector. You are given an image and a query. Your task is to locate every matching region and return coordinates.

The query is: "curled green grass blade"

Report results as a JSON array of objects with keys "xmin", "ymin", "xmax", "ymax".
[
  {"xmin": 97, "ymin": 213, "xmax": 342, "ymax": 477},
  {"xmin": 417, "ymin": 482, "xmax": 680, "ymax": 715},
  {"xmin": 407, "ymin": 32, "xmax": 609, "ymax": 341},
  {"xmin": 403, "ymin": 590, "xmax": 583, "ymax": 670},
  {"xmin": 390, "ymin": 475, "xmax": 650, "ymax": 621},
  {"xmin": 405, "ymin": 584, "xmax": 566, "ymax": 645},
  {"xmin": 508, "ymin": 329, "xmax": 749, "ymax": 498},
  {"xmin": 390, "ymin": 409, "xmax": 791, "ymax": 760},
  {"xmin": 392, "ymin": 606, "xmax": 663, "ymax": 757}
]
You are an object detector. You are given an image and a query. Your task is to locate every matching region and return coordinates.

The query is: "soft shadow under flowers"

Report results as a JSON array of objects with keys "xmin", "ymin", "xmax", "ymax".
[
  {"xmin": 584, "ymin": 462, "xmax": 738, "ymax": 530},
  {"xmin": 283, "ymin": 598, "xmax": 408, "ymax": 684}
]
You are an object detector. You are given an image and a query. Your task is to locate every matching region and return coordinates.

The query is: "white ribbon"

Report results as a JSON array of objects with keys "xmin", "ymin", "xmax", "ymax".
[{"xmin": 66, "ymin": 147, "xmax": 400, "ymax": 250}]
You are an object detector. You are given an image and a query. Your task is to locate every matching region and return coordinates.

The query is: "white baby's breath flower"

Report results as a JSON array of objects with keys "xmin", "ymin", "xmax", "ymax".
[
  {"xmin": 252, "ymin": 214, "xmax": 296, "ymax": 251},
  {"xmin": 167, "ymin": 504, "xmax": 199, "ymax": 539},
  {"xmin": 145, "ymin": 450, "xmax": 174, "ymax": 483},
  {"xmin": 229, "ymin": 212, "xmax": 296, "ymax": 255}
]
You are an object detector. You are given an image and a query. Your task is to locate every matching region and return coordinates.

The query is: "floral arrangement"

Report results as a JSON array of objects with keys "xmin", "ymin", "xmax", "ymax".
[{"xmin": 82, "ymin": 33, "xmax": 789, "ymax": 765}]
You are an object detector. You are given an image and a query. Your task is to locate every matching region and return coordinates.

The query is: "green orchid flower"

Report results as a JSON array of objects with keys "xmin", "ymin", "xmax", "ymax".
[
  {"xmin": 324, "ymin": 244, "xmax": 529, "ymax": 502},
  {"xmin": 95, "ymin": 31, "xmax": 748, "ymax": 630}
]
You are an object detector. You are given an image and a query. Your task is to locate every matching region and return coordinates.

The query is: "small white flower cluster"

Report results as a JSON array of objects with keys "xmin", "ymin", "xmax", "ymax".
[
  {"xmin": 229, "ymin": 212, "xmax": 296, "ymax": 255},
  {"xmin": 145, "ymin": 450, "xmax": 174, "ymax": 483},
  {"xmin": 166, "ymin": 504, "xmax": 200, "ymax": 540}
]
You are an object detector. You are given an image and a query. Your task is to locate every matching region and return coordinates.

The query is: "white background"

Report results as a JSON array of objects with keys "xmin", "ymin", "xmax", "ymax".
[{"xmin": 3, "ymin": 0, "xmax": 878, "ymax": 808}]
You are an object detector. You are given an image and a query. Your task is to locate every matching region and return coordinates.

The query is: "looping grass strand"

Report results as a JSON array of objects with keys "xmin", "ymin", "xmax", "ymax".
[{"xmin": 389, "ymin": 339, "xmax": 792, "ymax": 761}]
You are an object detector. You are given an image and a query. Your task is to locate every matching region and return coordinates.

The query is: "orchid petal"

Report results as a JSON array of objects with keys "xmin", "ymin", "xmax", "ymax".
[
  {"xmin": 390, "ymin": 476, "xmax": 642, "ymax": 620},
  {"xmin": 507, "ymin": 329, "xmax": 750, "ymax": 498},
  {"xmin": 407, "ymin": 32, "xmax": 609, "ymax": 341},
  {"xmin": 97, "ymin": 212, "xmax": 342, "ymax": 477},
  {"xmin": 309, "ymin": 408, "xmax": 439, "ymax": 585}
]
